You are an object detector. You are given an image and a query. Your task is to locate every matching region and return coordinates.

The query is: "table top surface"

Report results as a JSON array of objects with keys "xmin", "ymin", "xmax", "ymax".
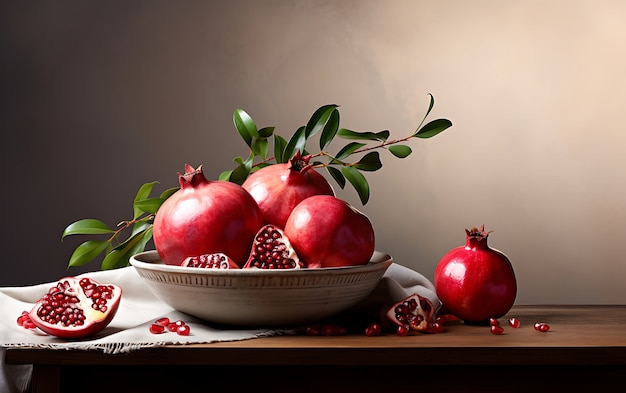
[{"xmin": 6, "ymin": 305, "xmax": 626, "ymax": 366}]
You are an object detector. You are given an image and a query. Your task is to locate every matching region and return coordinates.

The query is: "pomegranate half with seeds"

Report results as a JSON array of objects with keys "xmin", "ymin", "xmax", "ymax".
[
  {"xmin": 181, "ymin": 253, "xmax": 239, "ymax": 269},
  {"xmin": 28, "ymin": 276, "xmax": 121, "ymax": 339},
  {"xmin": 243, "ymin": 224, "xmax": 303, "ymax": 269}
]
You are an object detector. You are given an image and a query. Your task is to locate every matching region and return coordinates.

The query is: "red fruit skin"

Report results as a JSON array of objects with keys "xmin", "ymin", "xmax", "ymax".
[
  {"xmin": 434, "ymin": 226, "xmax": 517, "ymax": 323},
  {"xmin": 153, "ymin": 164, "xmax": 264, "ymax": 267},
  {"xmin": 28, "ymin": 277, "xmax": 121, "ymax": 339},
  {"xmin": 283, "ymin": 195, "xmax": 375, "ymax": 268},
  {"xmin": 242, "ymin": 154, "xmax": 334, "ymax": 229}
]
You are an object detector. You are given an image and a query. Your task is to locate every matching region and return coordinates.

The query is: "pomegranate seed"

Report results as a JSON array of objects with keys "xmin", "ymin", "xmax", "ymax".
[
  {"xmin": 490, "ymin": 325, "xmax": 505, "ymax": 335},
  {"xmin": 365, "ymin": 323, "xmax": 382, "ymax": 337},
  {"xmin": 176, "ymin": 324, "xmax": 191, "ymax": 336},
  {"xmin": 489, "ymin": 318, "xmax": 500, "ymax": 326},
  {"xmin": 155, "ymin": 317, "xmax": 170, "ymax": 326},
  {"xmin": 22, "ymin": 320, "xmax": 37, "ymax": 329},
  {"xmin": 321, "ymin": 323, "xmax": 336, "ymax": 336},
  {"xmin": 432, "ymin": 322, "xmax": 444, "ymax": 333},
  {"xmin": 534, "ymin": 322, "xmax": 550, "ymax": 332},
  {"xmin": 167, "ymin": 322, "xmax": 178, "ymax": 332},
  {"xmin": 149, "ymin": 323, "xmax": 166, "ymax": 334},
  {"xmin": 305, "ymin": 325, "xmax": 321, "ymax": 336},
  {"xmin": 397, "ymin": 325, "xmax": 409, "ymax": 336},
  {"xmin": 508, "ymin": 317, "xmax": 521, "ymax": 328}
]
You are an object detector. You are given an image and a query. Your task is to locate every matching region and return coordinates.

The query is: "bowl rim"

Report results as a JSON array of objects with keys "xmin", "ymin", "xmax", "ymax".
[{"xmin": 130, "ymin": 250, "xmax": 393, "ymax": 276}]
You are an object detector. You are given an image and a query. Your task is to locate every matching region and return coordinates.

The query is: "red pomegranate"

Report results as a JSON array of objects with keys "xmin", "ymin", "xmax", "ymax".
[
  {"xmin": 242, "ymin": 152, "xmax": 334, "ymax": 229},
  {"xmin": 28, "ymin": 276, "xmax": 121, "ymax": 339},
  {"xmin": 153, "ymin": 164, "xmax": 264, "ymax": 267},
  {"xmin": 283, "ymin": 195, "xmax": 375, "ymax": 268},
  {"xmin": 434, "ymin": 225, "xmax": 517, "ymax": 323}
]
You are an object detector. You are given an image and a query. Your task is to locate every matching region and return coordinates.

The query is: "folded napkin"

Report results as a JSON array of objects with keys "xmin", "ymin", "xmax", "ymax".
[{"xmin": 1, "ymin": 263, "xmax": 439, "ymax": 393}]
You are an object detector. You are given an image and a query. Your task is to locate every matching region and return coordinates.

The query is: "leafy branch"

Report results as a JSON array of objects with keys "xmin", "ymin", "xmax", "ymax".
[{"xmin": 62, "ymin": 95, "xmax": 452, "ymax": 270}]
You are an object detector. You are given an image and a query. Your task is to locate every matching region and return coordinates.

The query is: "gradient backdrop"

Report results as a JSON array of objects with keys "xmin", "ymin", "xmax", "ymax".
[{"xmin": 2, "ymin": 1, "xmax": 625, "ymax": 304}]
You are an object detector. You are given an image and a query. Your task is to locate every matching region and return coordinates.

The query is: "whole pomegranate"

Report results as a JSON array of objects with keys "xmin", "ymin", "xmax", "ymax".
[
  {"xmin": 242, "ymin": 151, "xmax": 334, "ymax": 228},
  {"xmin": 29, "ymin": 276, "xmax": 121, "ymax": 339},
  {"xmin": 284, "ymin": 195, "xmax": 375, "ymax": 268},
  {"xmin": 153, "ymin": 164, "xmax": 264, "ymax": 267},
  {"xmin": 434, "ymin": 225, "xmax": 517, "ymax": 323}
]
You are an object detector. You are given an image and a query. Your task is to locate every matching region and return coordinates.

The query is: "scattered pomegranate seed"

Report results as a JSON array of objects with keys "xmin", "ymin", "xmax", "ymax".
[
  {"xmin": 305, "ymin": 325, "xmax": 321, "ymax": 336},
  {"xmin": 534, "ymin": 322, "xmax": 550, "ymax": 332},
  {"xmin": 490, "ymin": 325, "xmax": 505, "ymax": 335},
  {"xmin": 17, "ymin": 311, "xmax": 36, "ymax": 329},
  {"xmin": 397, "ymin": 325, "xmax": 410, "ymax": 336},
  {"xmin": 149, "ymin": 323, "xmax": 166, "ymax": 334},
  {"xmin": 176, "ymin": 324, "xmax": 191, "ymax": 336},
  {"xmin": 508, "ymin": 317, "xmax": 521, "ymax": 328},
  {"xmin": 365, "ymin": 323, "xmax": 382, "ymax": 337},
  {"xmin": 489, "ymin": 318, "xmax": 500, "ymax": 326},
  {"xmin": 155, "ymin": 317, "xmax": 170, "ymax": 326},
  {"xmin": 432, "ymin": 322, "xmax": 444, "ymax": 333},
  {"xmin": 150, "ymin": 318, "xmax": 190, "ymax": 335}
]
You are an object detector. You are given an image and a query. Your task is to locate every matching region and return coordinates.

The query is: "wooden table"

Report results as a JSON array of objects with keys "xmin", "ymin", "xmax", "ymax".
[{"xmin": 6, "ymin": 305, "xmax": 626, "ymax": 393}]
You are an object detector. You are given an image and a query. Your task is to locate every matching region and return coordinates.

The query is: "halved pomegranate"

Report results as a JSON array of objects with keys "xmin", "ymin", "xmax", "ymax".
[
  {"xmin": 28, "ymin": 276, "xmax": 121, "ymax": 339},
  {"xmin": 181, "ymin": 253, "xmax": 239, "ymax": 269},
  {"xmin": 385, "ymin": 293, "xmax": 438, "ymax": 334},
  {"xmin": 243, "ymin": 224, "xmax": 303, "ymax": 269}
]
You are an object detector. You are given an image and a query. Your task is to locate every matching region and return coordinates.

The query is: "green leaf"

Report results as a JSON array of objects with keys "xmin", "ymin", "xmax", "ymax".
[
  {"xmin": 134, "ymin": 181, "xmax": 158, "ymax": 201},
  {"xmin": 101, "ymin": 227, "xmax": 153, "ymax": 270},
  {"xmin": 283, "ymin": 126, "xmax": 306, "ymax": 161},
  {"xmin": 318, "ymin": 108, "xmax": 340, "ymax": 150},
  {"xmin": 131, "ymin": 220, "xmax": 152, "ymax": 237},
  {"xmin": 62, "ymin": 219, "xmax": 115, "ymax": 240},
  {"xmin": 233, "ymin": 108, "xmax": 259, "ymax": 147},
  {"xmin": 354, "ymin": 151, "xmax": 382, "ymax": 171},
  {"xmin": 133, "ymin": 197, "xmax": 166, "ymax": 214},
  {"xmin": 333, "ymin": 142, "xmax": 365, "ymax": 161},
  {"xmin": 159, "ymin": 187, "xmax": 179, "ymax": 199},
  {"xmin": 326, "ymin": 166, "xmax": 346, "ymax": 189},
  {"xmin": 337, "ymin": 128, "xmax": 390, "ymax": 142},
  {"xmin": 342, "ymin": 166, "xmax": 370, "ymax": 204},
  {"xmin": 273, "ymin": 134, "xmax": 288, "ymax": 164},
  {"xmin": 229, "ymin": 161, "xmax": 252, "ymax": 185},
  {"xmin": 258, "ymin": 126, "xmax": 275, "ymax": 138},
  {"xmin": 305, "ymin": 104, "xmax": 339, "ymax": 139},
  {"xmin": 388, "ymin": 144, "xmax": 412, "ymax": 158},
  {"xmin": 67, "ymin": 240, "xmax": 109, "ymax": 268},
  {"xmin": 251, "ymin": 137, "xmax": 269, "ymax": 159},
  {"xmin": 414, "ymin": 118, "xmax": 453, "ymax": 139},
  {"xmin": 413, "ymin": 93, "xmax": 436, "ymax": 132},
  {"xmin": 218, "ymin": 169, "xmax": 233, "ymax": 181}
]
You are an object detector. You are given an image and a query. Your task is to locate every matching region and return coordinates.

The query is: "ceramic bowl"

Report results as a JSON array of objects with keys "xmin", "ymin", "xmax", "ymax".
[{"xmin": 130, "ymin": 250, "xmax": 393, "ymax": 327}]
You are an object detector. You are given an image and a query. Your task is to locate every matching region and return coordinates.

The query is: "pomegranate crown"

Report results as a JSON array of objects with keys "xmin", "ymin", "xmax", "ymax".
[
  {"xmin": 465, "ymin": 225, "xmax": 493, "ymax": 240},
  {"xmin": 177, "ymin": 164, "xmax": 208, "ymax": 188},
  {"xmin": 288, "ymin": 151, "xmax": 313, "ymax": 173}
]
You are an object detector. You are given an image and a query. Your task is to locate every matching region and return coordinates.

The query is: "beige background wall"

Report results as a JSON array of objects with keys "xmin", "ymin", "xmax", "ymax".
[{"xmin": 2, "ymin": 1, "xmax": 625, "ymax": 304}]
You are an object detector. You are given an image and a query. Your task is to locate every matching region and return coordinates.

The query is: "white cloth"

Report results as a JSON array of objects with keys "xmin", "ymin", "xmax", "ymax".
[{"xmin": 1, "ymin": 263, "xmax": 439, "ymax": 393}]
